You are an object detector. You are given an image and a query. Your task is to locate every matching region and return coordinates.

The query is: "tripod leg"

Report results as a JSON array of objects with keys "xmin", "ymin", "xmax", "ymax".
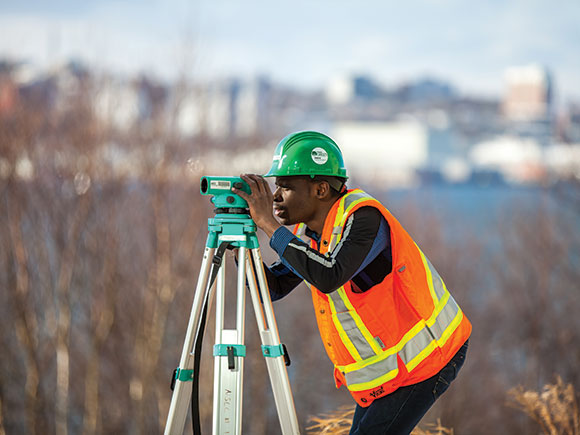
[
  {"xmin": 246, "ymin": 248, "xmax": 300, "ymax": 435},
  {"xmin": 212, "ymin": 249, "xmax": 246, "ymax": 435},
  {"xmin": 164, "ymin": 247, "xmax": 215, "ymax": 435}
]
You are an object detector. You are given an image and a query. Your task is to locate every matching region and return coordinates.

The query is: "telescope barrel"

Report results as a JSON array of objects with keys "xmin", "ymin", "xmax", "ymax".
[{"xmin": 200, "ymin": 176, "xmax": 251, "ymax": 212}]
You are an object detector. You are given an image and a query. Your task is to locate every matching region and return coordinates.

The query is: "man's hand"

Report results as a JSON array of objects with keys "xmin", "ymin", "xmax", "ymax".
[{"xmin": 233, "ymin": 174, "xmax": 281, "ymax": 238}]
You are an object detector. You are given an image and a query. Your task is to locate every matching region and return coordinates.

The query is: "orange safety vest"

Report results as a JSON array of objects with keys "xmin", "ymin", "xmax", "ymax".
[{"xmin": 292, "ymin": 189, "xmax": 472, "ymax": 407}]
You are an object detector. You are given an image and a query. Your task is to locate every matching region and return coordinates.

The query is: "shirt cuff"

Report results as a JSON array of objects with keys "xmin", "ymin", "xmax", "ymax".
[{"xmin": 269, "ymin": 227, "xmax": 297, "ymax": 257}]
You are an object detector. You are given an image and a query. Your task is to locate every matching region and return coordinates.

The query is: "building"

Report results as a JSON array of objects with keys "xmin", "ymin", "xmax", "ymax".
[
  {"xmin": 326, "ymin": 75, "xmax": 383, "ymax": 105},
  {"xmin": 331, "ymin": 120, "xmax": 429, "ymax": 187},
  {"xmin": 502, "ymin": 64, "xmax": 553, "ymax": 122}
]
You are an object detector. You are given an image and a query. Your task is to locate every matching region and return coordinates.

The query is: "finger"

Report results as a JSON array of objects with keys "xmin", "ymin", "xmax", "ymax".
[
  {"xmin": 241, "ymin": 174, "xmax": 265, "ymax": 194},
  {"xmin": 252, "ymin": 175, "xmax": 271, "ymax": 195},
  {"xmin": 232, "ymin": 177, "xmax": 251, "ymax": 199},
  {"xmin": 239, "ymin": 174, "xmax": 255, "ymax": 192},
  {"xmin": 260, "ymin": 177, "xmax": 273, "ymax": 195},
  {"xmin": 233, "ymin": 187, "xmax": 249, "ymax": 201},
  {"xmin": 235, "ymin": 175, "xmax": 252, "ymax": 195}
]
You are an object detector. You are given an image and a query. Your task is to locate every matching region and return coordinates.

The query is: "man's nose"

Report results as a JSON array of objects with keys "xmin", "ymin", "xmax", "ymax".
[{"xmin": 273, "ymin": 187, "xmax": 282, "ymax": 202}]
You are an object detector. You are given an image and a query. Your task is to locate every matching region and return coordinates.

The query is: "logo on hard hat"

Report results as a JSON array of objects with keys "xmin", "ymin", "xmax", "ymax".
[
  {"xmin": 311, "ymin": 147, "xmax": 328, "ymax": 165},
  {"xmin": 277, "ymin": 155, "xmax": 287, "ymax": 170}
]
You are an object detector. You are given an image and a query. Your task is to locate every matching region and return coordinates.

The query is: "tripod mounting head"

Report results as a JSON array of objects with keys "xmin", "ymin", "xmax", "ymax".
[{"xmin": 200, "ymin": 176, "xmax": 251, "ymax": 214}]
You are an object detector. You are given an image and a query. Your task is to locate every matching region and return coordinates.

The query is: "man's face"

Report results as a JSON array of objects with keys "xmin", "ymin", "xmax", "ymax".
[{"xmin": 272, "ymin": 176, "xmax": 317, "ymax": 226}]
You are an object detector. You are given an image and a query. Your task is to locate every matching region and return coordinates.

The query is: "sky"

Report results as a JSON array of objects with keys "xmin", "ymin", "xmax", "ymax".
[{"xmin": 1, "ymin": 0, "xmax": 579, "ymax": 102}]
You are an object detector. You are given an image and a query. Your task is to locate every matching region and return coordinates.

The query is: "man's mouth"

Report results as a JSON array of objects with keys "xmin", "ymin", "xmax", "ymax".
[{"xmin": 274, "ymin": 207, "xmax": 286, "ymax": 218}]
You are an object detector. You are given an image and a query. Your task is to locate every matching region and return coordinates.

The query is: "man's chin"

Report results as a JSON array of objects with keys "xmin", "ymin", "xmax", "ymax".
[{"xmin": 277, "ymin": 216, "xmax": 295, "ymax": 226}]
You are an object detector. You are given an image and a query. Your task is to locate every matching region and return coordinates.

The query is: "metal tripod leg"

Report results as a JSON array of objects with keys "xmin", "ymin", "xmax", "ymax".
[
  {"xmin": 165, "ymin": 247, "xmax": 215, "ymax": 435},
  {"xmin": 212, "ymin": 249, "xmax": 246, "ymax": 435},
  {"xmin": 246, "ymin": 248, "xmax": 300, "ymax": 435}
]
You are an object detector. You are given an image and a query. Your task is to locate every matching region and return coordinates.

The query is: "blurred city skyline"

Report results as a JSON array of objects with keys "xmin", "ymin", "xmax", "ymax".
[{"xmin": 1, "ymin": 0, "xmax": 579, "ymax": 104}]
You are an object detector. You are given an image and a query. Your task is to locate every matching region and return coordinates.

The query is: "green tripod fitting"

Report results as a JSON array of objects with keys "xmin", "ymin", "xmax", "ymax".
[{"xmin": 206, "ymin": 213, "xmax": 259, "ymax": 250}]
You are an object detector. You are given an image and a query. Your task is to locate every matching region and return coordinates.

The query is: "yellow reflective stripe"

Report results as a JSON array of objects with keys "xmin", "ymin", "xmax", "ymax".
[
  {"xmin": 405, "ymin": 339, "xmax": 438, "ymax": 372},
  {"xmin": 341, "ymin": 197, "xmax": 374, "ymax": 227},
  {"xmin": 327, "ymin": 290, "xmax": 363, "ymax": 361},
  {"xmin": 425, "ymin": 288, "xmax": 462, "ymax": 347},
  {"xmin": 293, "ymin": 222, "xmax": 305, "ymax": 236},
  {"xmin": 427, "ymin": 291, "xmax": 450, "ymax": 328},
  {"xmin": 416, "ymin": 246, "xmax": 439, "ymax": 305},
  {"xmin": 328, "ymin": 189, "xmax": 374, "ymax": 251},
  {"xmin": 335, "ymin": 197, "xmax": 346, "ymax": 222},
  {"xmin": 336, "ymin": 288, "xmax": 383, "ymax": 355},
  {"xmin": 436, "ymin": 308, "xmax": 463, "ymax": 348}
]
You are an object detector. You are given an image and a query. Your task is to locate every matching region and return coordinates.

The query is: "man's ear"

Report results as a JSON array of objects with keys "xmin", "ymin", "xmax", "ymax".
[{"xmin": 314, "ymin": 181, "xmax": 331, "ymax": 199}]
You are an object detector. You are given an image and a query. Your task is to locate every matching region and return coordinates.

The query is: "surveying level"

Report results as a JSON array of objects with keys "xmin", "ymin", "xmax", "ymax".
[{"xmin": 164, "ymin": 176, "xmax": 300, "ymax": 435}]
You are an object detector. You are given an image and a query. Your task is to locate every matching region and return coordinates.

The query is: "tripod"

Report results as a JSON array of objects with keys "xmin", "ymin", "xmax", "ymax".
[{"xmin": 164, "ymin": 209, "xmax": 300, "ymax": 435}]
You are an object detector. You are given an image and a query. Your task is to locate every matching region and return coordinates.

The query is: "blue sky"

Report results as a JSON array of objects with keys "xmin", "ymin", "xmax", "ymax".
[{"xmin": 1, "ymin": 0, "xmax": 579, "ymax": 102}]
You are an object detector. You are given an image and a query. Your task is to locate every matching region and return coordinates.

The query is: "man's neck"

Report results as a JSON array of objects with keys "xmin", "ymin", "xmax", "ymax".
[{"xmin": 305, "ymin": 195, "xmax": 342, "ymax": 235}]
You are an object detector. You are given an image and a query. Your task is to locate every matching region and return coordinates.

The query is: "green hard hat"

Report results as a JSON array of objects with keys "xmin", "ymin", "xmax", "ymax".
[{"xmin": 264, "ymin": 131, "xmax": 348, "ymax": 179}]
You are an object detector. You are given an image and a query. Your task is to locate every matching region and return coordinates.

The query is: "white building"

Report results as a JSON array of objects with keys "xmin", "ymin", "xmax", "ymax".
[
  {"xmin": 469, "ymin": 136, "xmax": 544, "ymax": 183},
  {"xmin": 331, "ymin": 121, "xmax": 429, "ymax": 187},
  {"xmin": 503, "ymin": 64, "xmax": 553, "ymax": 121},
  {"xmin": 544, "ymin": 143, "xmax": 580, "ymax": 179},
  {"xmin": 326, "ymin": 76, "xmax": 356, "ymax": 105}
]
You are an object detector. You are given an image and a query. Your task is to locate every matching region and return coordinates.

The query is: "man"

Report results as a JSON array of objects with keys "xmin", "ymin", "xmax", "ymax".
[{"xmin": 233, "ymin": 131, "xmax": 471, "ymax": 434}]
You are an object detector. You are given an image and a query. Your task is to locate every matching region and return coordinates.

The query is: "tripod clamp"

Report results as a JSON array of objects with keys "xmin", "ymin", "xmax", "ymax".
[{"xmin": 263, "ymin": 343, "xmax": 291, "ymax": 366}]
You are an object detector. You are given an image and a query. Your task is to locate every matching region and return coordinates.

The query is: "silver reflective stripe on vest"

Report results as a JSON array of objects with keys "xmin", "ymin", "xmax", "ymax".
[
  {"xmin": 398, "ymin": 326, "xmax": 435, "ymax": 369},
  {"xmin": 343, "ymin": 352, "xmax": 399, "ymax": 386},
  {"xmin": 328, "ymin": 291, "xmax": 377, "ymax": 360}
]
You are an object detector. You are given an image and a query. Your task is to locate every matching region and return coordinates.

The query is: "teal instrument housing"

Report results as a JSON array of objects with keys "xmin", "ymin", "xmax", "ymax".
[
  {"xmin": 206, "ymin": 214, "xmax": 259, "ymax": 249},
  {"xmin": 200, "ymin": 176, "xmax": 251, "ymax": 210}
]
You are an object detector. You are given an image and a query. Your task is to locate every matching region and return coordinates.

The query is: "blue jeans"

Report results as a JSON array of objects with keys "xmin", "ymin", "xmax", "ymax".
[{"xmin": 348, "ymin": 340, "xmax": 468, "ymax": 435}]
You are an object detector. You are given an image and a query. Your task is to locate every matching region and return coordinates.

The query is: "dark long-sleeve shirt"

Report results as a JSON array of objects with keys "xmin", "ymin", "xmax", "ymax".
[{"xmin": 265, "ymin": 206, "xmax": 392, "ymax": 301}]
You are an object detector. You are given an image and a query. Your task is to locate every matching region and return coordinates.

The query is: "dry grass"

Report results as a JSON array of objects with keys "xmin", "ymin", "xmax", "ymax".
[
  {"xmin": 507, "ymin": 376, "xmax": 580, "ymax": 435},
  {"xmin": 306, "ymin": 405, "xmax": 453, "ymax": 435},
  {"xmin": 307, "ymin": 405, "xmax": 354, "ymax": 435}
]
